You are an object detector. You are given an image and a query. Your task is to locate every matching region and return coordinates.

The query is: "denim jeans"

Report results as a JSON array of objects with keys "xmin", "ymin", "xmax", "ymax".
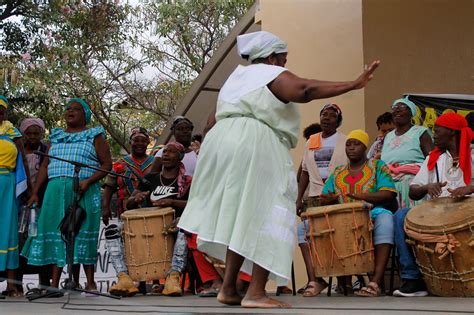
[
  {"xmin": 170, "ymin": 231, "xmax": 188, "ymax": 273},
  {"xmin": 394, "ymin": 208, "xmax": 421, "ymax": 280},
  {"xmin": 104, "ymin": 224, "xmax": 128, "ymax": 274}
]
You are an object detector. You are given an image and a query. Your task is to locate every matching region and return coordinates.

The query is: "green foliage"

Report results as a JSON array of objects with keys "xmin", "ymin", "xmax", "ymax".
[{"xmin": 0, "ymin": 0, "xmax": 253, "ymax": 155}]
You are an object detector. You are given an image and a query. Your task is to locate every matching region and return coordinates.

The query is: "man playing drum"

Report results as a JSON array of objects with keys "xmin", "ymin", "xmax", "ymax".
[
  {"xmin": 394, "ymin": 112, "xmax": 474, "ymax": 297},
  {"xmin": 321, "ymin": 130, "xmax": 397, "ymax": 297}
]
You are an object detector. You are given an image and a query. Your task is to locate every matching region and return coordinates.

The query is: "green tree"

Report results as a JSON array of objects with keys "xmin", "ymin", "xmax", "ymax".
[{"xmin": 1, "ymin": 0, "xmax": 253, "ymax": 154}]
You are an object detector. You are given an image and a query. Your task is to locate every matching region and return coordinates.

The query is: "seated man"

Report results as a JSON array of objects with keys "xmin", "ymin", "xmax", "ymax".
[
  {"xmin": 321, "ymin": 129, "xmax": 397, "ymax": 297},
  {"xmin": 393, "ymin": 113, "xmax": 473, "ymax": 297},
  {"xmin": 127, "ymin": 142, "xmax": 192, "ymax": 296}
]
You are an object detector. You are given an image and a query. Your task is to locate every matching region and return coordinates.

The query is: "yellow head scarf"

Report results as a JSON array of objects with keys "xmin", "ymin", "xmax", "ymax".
[{"xmin": 347, "ymin": 129, "xmax": 369, "ymax": 148}]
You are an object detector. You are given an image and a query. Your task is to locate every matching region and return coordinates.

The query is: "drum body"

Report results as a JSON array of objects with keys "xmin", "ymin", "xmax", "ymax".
[
  {"xmin": 121, "ymin": 207, "xmax": 175, "ymax": 281},
  {"xmin": 405, "ymin": 197, "xmax": 474, "ymax": 297},
  {"xmin": 303, "ymin": 202, "xmax": 374, "ymax": 277}
]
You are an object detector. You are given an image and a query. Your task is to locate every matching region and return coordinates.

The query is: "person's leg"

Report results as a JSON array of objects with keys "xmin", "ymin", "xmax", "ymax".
[
  {"xmin": 72, "ymin": 264, "xmax": 80, "ymax": 288},
  {"xmin": 393, "ymin": 208, "xmax": 427, "ymax": 297},
  {"xmin": 241, "ymin": 263, "xmax": 291, "ymax": 308},
  {"xmin": 371, "ymin": 213, "xmax": 394, "ymax": 287},
  {"xmin": 299, "ymin": 244, "xmax": 316, "ymax": 282},
  {"xmin": 217, "ymin": 249, "xmax": 244, "ymax": 305},
  {"xmin": 163, "ymin": 231, "xmax": 189, "ymax": 296},
  {"xmin": 83, "ymin": 264, "xmax": 97, "ymax": 291},
  {"xmin": 394, "ymin": 208, "xmax": 421, "ymax": 280},
  {"xmin": 192, "ymin": 250, "xmax": 222, "ymax": 291},
  {"xmin": 51, "ymin": 265, "xmax": 63, "ymax": 288},
  {"xmin": 6, "ymin": 269, "xmax": 21, "ymax": 296}
]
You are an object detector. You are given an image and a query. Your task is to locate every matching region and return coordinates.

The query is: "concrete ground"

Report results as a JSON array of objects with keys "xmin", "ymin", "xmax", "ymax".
[{"xmin": 0, "ymin": 292, "xmax": 473, "ymax": 315}]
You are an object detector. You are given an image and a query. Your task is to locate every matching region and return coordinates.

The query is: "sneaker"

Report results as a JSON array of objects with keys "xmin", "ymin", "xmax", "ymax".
[
  {"xmin": 393, "ymin": 279, "xmax": 428, "ymax": 297},
  {"xmin": 162, "ymin": 272, "xmax": 183, "ymax": 296},
  {"xmin": 109, "ymin": 272, "xmax": 139, "ymax": 297}
]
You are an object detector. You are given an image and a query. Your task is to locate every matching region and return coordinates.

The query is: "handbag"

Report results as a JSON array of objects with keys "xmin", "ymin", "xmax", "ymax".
[{"xmin": 58, "ymin": 203, "xmax": 87, "ymax": 238}]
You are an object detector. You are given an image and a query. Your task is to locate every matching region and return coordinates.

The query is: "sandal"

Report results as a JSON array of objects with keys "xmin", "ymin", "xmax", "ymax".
[
  {"xmin": 197, "ymin": 287, "xmax": 219, "ymax": 297},
  {"xmin": 354, "ymin": 282, "xmax": 381, "ymax": 297},
  {"xmin": 151, "ymin": 284, "xmax": 164, "ymax": 295},
  {"xmin": 303, "ymin": 280, "xmax": 328, "ymax": 297},
  {"xmin": 297, "ymin": 284, "xmax": 309, "ymax": 294}
]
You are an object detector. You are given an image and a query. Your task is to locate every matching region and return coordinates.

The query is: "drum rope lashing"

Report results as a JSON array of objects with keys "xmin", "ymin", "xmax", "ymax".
[
  {"xmin": 303, "ymin": 218, "xmax": 323, "ymax": 268},
  {"xmin": 323, "ymin": 211, "xmax": 345, "ymax": 268},
  {"xmin": 161, "ymin": 212, "xmax": 170, "ymax": 275},
  {"xmin": 142, "ymin": 216, "xmax": 158, "ymax": 277}
]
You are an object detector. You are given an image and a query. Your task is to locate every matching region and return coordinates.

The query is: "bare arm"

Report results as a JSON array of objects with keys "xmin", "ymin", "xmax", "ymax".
[
  {"xmin": 27, "ymin": 150, "xmax": 49, "ymax": 206},
  {"xmin": 296, "ymin": 170, "xmax": 310, "ymax": 215},
  {"xmin": 348, "ymin": 190, "xmax": 396, "ymax": 205},
  {"xmin": 269, "ymin": 60, "xmax": 380, "ymax": 103},
  {"xmin": 410, "ymin": 182, "xmax": 447, "ymax": 200},
  {"xmin": 126, "ymin": 189, "xmax": 149, "ymax": 209},
  {"xmin": 79, "ymin": 134, "xmax": 112, "ymax": 193}
]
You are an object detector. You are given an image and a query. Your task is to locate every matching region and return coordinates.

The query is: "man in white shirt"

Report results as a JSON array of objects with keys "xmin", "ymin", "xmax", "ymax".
[{"xmin": 393, "ymin": 112, "xmax": 474, "ymax": 297}]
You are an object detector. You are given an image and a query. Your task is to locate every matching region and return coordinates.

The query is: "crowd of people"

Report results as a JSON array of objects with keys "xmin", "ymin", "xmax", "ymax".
[{"xmin": 1, "ymin": 31, "xmax": 473, "ymax": 308}]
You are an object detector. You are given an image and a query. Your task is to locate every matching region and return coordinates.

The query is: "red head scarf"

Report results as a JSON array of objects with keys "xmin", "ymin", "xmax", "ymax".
[{"xmin": 427, "ymin": 113, "xmax": 473, "ymax": 185}]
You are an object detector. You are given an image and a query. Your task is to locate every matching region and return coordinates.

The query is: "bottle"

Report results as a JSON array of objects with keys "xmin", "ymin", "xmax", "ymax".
[
  {"xmin": 28, "ymin": 203, "xmax": 38, "ymax": 237},
  {"xmin": 19, "ymin": 205, "xmax": 29, "ymax": 233}
]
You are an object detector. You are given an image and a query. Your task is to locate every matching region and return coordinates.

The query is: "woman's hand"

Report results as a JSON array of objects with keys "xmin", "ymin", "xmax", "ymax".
[
  {"xmin": 448, "ymin": 186, "xmax": 473, "ymax": 199},
  {"xmin": 79, "ymin": 179, "xmax": 91, "ymax": 194},
  {"xmin": 152, "ymin": 198, "xmax": 174, "ymax": 208},
  {"xmin": 28, "ymin": 194, "xmax": 39, "ymax": 207},
  {"xmin": 320, "ymin": 193, "xmax": 340, "ymax": 205},
  {"xmin": 353, "ymin": 60, "xmax": 380, "ymax": 90}
]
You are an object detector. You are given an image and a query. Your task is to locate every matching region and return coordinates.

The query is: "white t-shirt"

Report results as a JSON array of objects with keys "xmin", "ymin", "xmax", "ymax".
[
  {"xmin": 411, "ymin": 151, "xmax": 465, "ymax": 199},
  {"xmin": 314, "ymin": 133, "xmax": 338, "ymax": 180},
  {"xmin": 155, "ymin": 149, "xmax": 197, "ymax": 176}
]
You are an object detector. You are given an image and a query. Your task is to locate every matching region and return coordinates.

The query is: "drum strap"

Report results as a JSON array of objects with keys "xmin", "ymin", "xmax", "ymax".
[{"xmin": 435, "ymin": 163, "xmax": 440, "ymax": 183}]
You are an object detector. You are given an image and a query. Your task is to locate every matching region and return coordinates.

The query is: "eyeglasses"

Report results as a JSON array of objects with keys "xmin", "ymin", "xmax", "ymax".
[
  {"xmin": 392, "ymin": 104, "xmax": 410, "ymax": 112},
  {"xmin": 65, "ymin": 106, "xmax": 83, "ymax": 112}
]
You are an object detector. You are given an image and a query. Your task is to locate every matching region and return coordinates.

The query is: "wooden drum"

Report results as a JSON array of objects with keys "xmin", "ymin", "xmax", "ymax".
[
  {"xmin": 121, "ymin": 207, "xmax": 175, "ymax": 281},
  {"xmin": 302, "ymin": 202, "xmax": 374, "ymax": 277},
  {"xmin": 405, "ymin": 197, "xmax": 474, "ymax": 297}
]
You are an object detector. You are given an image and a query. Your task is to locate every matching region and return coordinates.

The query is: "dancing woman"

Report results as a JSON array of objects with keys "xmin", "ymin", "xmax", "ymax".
[{"xmin": 177, "ymin": 31, "xmax": 380, "ymax": 308}]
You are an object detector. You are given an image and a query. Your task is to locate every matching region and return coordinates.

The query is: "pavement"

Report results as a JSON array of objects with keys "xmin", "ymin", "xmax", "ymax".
[{"xmin": 0, "ymin": 292, "xmax": 473, "ymax": 315}]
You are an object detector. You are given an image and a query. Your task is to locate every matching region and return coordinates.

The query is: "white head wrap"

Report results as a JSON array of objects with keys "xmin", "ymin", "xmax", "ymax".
[
  {"xmin": 237, "ymin": 31, "xmax": 288, "ymax": 62},
  {"xmin": 20, "ymin": 118, "xmax": 45, "ymax": 134}
]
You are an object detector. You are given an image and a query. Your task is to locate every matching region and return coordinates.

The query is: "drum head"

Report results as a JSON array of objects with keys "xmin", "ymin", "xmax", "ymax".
[
  {"xmin": 121, "ymin": 207, "xmax": 174, "ymax": 219},
  {"xmin": 406, "ymin": 197, "xmax": 474, "ymax": 233},
  {"xmin": 304, "ymin": 202, "xmax": 370, "ymax": 217}
]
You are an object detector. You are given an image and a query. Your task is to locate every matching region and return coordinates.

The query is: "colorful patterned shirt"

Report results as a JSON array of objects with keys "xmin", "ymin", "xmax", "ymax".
[{"xmin": 323, "ymin": 159, "xmax": 398, "ymax": 218}]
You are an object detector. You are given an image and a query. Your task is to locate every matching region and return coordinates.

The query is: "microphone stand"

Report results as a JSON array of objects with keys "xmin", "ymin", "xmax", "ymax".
[{"xmin": 28, "ymin": 151, "xmax": 123, "ymax": 301}]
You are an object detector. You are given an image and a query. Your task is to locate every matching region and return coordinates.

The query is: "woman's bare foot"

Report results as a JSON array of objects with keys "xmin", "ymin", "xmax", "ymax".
[
  {"xmin": 85, "ymin": 282, "xmax": 98, "ymax": 291},
  {"xmin": 241, "ymin": 294, "xmax": 291, "ymax": 308},
  {"xmin": 217, "ymin": 288, "xmax": 243, "ymax": 305}
]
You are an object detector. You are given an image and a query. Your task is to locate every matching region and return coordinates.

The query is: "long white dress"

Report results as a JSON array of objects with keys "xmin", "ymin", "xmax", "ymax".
[{"xmin": 178, "ymin": 64, "xmax": 300, "ymax": 285}]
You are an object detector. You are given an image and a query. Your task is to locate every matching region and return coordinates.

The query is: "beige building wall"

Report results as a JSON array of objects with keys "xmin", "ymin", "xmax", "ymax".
[
  {"xmin": 256, "ymin": 0, "xmax": 366, "ymax": 290},
  {"xmin": 363, "ymin": 0, "xmax": 474, "ymax": 138}
]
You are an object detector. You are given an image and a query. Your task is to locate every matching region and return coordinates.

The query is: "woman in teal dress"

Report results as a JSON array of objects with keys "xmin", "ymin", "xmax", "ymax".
[
  {"xmin": 381, "ymin": 97, "xmax": 433, "ymax": 208},
  {"xmin": 22, "ymin": 98, "xmax": 112, "ymax": 294},
  {"xmin": 0, "ymin": 96, "xmax": 29, "ymax": 297},
  {"xmin": 178, "ymin": 31, "xmax": 380, "ymax": 308}
]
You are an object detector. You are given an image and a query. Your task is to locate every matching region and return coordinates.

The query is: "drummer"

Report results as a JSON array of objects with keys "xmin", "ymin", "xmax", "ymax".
[
  {"xmin": 394, "ymin": 112, "xmax": 474, "ymax": 297},
  {"xmin": 321, "ymin": 129, "xmax": 397, "ymax": 297}
]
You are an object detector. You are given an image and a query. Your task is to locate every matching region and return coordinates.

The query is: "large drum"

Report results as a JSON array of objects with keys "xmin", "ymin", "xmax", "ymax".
[
  {"xmin": 405, "ymin": 197, "xmax": 474, "ymax": 297},
  {"xmin": 302, "ymin": 202, "xmax": 374, "ymax": 277},
  {"xmin": 121, "ymin": 207, "xmax": 175, "ymax": 281}
]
